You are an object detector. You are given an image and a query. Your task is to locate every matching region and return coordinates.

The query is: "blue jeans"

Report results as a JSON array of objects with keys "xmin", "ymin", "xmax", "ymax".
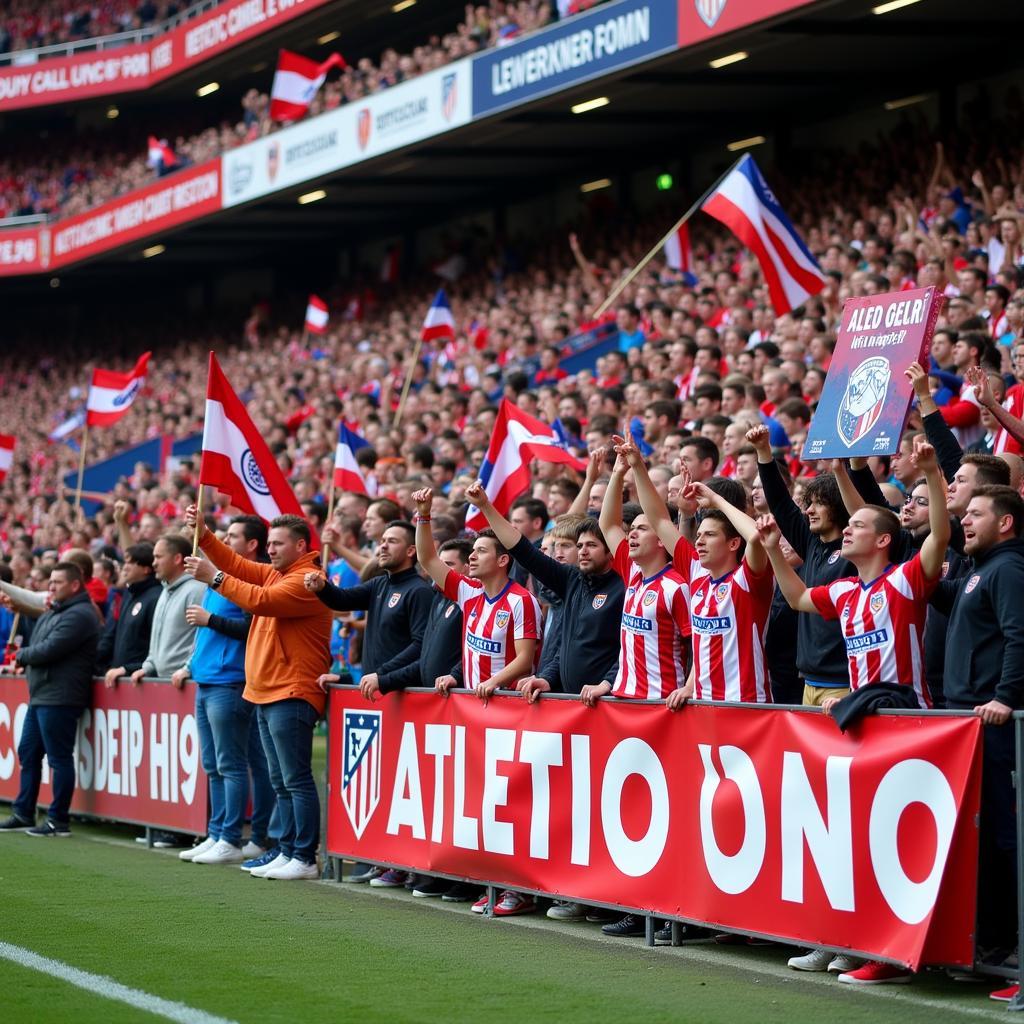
[
  {"xmin": 257, "ymin": 699, "xmax": 319, "ymax": 864},
  {"xmin": 247, "ymin": 708, "xmax": 278, "ymax": 847},
  {"xmin": 14, "ymin": 704, "xmax": 82, "ymax": 826},
  {"xmin": 196, "ymin": 683, "xmax": 251, "ymax": 846}
]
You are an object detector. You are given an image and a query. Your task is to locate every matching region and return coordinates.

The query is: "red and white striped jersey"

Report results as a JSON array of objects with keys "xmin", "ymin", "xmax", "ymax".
[
  {"xmin": 443, "ymin": 572, "xmax": 541, "ymax": 690},
  {"xmin": 808, "ymin": 552, "xmax": 935, "ymax": 707},
  {"xmin": 673, "ymin": 537, "xmax": 774, "ymax": 703},
  {"xmin": 609, "ymin": 539, "xmax": 690, "ymax": 699},
  {"xmin": 994, "ymin": 382, "xmax": 1024, "ymax": 455}
]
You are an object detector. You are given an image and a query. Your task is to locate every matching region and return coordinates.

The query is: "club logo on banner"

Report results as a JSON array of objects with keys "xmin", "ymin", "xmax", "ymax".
[
  {"xmin": 357, "ymin": 109, "xmax": 372, "ymax": 150},
  {"xmin": 267, "ymin": 142, "xmax": 280, "ymax": 184},
  {"xmin": 112, "ymin": 378, "xmax": 144, "ymax": 408},
  {"xmin": 838, "ymin": 357, "xmax": 891, "ymax": 447},
  {"xmin": 695, "ymin": 0, "xmax": 728, "ymax": 28},
  {"xmin": 239, "ymin": 449, "xmax": 271, "ymax": 496},
  {"xmin": 342, "ymin": 710, "xmax": 382, "ymax": 838},
  {"xmin": 442, "ymin": 73, "xmax": 458, "ymax": 122}
]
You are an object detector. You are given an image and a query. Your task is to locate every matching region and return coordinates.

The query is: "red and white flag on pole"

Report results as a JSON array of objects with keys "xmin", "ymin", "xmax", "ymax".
[
  {"xmin": 305, "ymin": 295, "xmax": 329, "ymax": 334},
  {"xmin": 146, "ymin": 136, "xmax": 177, "ymax": 169},
  {"xmin": 86, "ymin": 352, "xmax": 151, "ymax": 427},
  {"xmin": 333, "ymin": 423, "xmax": 372, "ymax": 495},
  {"xmin": 421, "ymin": 289, "xmax": 456, "ymax": 343},
  {"xmin": 663, "ymin": 222, "xmax": 697, "ymax": 284},
  {"xmin": 199, "ymin": 352, "xmax": 308, "ymax": 527},
  {"xmin": 0, "ymin": 434, "xmax": 14, "ymax": 484},
  {"xmin": 269, "ymin": 49, "xmax": 346, "ymax": 122}
]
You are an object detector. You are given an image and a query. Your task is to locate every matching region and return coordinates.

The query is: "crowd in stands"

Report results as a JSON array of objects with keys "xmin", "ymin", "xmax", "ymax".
[
  {"xmin": 0, "ymin": 0, "xmax": 558, "ymax": 222},
  {"xmin": 4, "ymin": 98, "xmax": 1024, "ymax": 993}
]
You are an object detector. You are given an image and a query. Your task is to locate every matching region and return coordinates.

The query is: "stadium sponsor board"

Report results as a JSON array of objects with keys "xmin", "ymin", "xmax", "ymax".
[
  {"xmin": 471, "ymin": 0, "xmax": 679, "ymax": 117},
  {"xmin": 326, "ymin": 688, "xmax": 981, "ymax": 969},
  {"xmin": 0, "ymin": 227, "xmax": 46, "ymax": 274},
  {"xmin": 45, "ymin": 160, "xmax": 222, "ymax": 268},
  {"xmin": 804, "ymin": 286, "xmax": 944, "ymax": 459},
  {"xmin": 221, "ymin": 62, "xmax": 472, "ymax": 207},
  {"xmin": 0, "ymin": 676, "xmax": 209, "ymax": 834},
  {"xmin": 678, "ymin": 0, "xmax": 821, "ymax": 47},
  {"xmin": 0, "ymin": 0, "xmax": 334, "ymax": 112}
]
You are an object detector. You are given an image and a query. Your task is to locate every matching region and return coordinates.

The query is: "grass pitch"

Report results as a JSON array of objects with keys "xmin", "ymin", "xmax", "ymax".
[{"xmin": 0, "ymin": 816, "xmax": 1012, "ymax": 1024}]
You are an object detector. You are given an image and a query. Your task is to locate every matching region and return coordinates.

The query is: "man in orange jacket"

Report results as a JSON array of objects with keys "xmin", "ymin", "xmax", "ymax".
[{"xmin": 184, "ymin": 508, "xmax": 331, "ymax": 881}]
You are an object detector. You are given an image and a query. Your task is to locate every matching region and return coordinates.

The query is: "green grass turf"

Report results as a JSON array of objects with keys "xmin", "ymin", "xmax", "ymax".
[{"xmin": 0, "ymin": 821, "xmax": 1011, "ymax": 1024}]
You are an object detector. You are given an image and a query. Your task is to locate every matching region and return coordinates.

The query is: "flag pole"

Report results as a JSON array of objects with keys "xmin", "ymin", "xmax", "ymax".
[
  {"xmin": 394, "ymin": 335, "xmax": 424, "ymax": 428},
  {"xmin": 7, "ymin": 612, "xmax": 20, "ymax": 647},
  {"xmin": 73, "ymin": 423, "xmax": 90, "ymax": 519},
  {"xmin": 325, "ymin": 479, "xmax": 336, "ymax": 523},
  {"xmin": 590, "ymin": 156, "xmax": 745, "ymax": 319},
  {"xmin": 193, "ymin": 483, "xmax": 206, "ymax": 556}
]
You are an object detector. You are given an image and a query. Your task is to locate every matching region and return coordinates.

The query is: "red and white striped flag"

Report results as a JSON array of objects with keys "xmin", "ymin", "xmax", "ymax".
[
  {"xmin": 0, "ymin": 434, "xmax": 14, "ymax": 483},
  {"xmin": 421, "ymin": 289, "xmax": 455, "ymax": 343},
  {"xmin": 333, "ymin": 423, "xmax": 371, "ymax": 495},
  {"xmin": 199, "ymin": 352, "xmax": 308, "ymax": 527},
  {"xmin": 305, "ymin": 295, "xmax": 329, "ymax": 334},
  {"xmin": 86, "ymin": 352, "xmax": 150, "ymax": 427},
  {"xmin": 269, "ymin": 49, "xmax": 346, "ymax": 122},
  {"xmin": 146, "ymin": 136, "xmax": 177, "ymax": 169},
  {"xmin": 663, "ymin": 222, "xmax": 696, "ymax": 284}
]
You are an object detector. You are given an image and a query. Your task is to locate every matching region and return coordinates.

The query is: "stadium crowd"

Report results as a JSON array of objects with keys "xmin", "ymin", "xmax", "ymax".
[{"xmin": 3, "ymin": 101, "xmax": 1024, "ymax": 996}]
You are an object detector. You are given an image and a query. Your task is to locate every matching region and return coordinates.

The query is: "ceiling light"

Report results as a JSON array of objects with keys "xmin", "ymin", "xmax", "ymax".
[
  {"xmin": 884, "ymin": 93, "xmax": 929, "ymax": 110},
  {"xmin": 727, "ymin": 135, "xmax": 766, "ymax": 152},
  {"xmin": 580, "ymin": 178, "xmax": 612, "ymax": 194},
  {"xmin": 142, "ymin": 244, "xmax": 165, "ymax": 258},
  {"xmin": 392, "ymin": 0, "xmax": 416, "ymax": 11},
  {"xmin": 571, "ymin": 96, "xmax": 610, "ymax": 115},
  {"xmin": 872, "ymin": 0, "xmax": 923, "ymax": 13},
  {"xmin": 106, "ymin": 105, "xmax": 119, "ymax": 119},
  {"xmin": 298, "ymin": 189, "xmax": 327, "ymax": 205},
  {"xmin": 318, "ymin": 30, "xmax": 341, "ymax": 44},
  {"xmin": 196, "ymin": 81, "xmax": 219, "ymax": 97},
  {"xmin": 708, "ymin": 51, "xmax": 747, "ymax": 69}
]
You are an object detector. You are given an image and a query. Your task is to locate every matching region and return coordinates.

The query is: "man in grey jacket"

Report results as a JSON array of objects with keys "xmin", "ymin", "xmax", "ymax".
[{"xmin": 0, "ymin": 562, "xmax": 100, "ymax": 837}]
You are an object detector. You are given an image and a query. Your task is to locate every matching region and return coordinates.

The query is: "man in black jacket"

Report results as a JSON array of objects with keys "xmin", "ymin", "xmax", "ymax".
[
  {"xmin": 96, "ymin": 543, "xmax": 160, "ymax": 685},
  {"xmin": 931, "ymin": 485, "xmax": 1024, "ymax": 965},
  {"xmin": 0, "ymin": 562, "xmax": 100, "ymax": 837}
]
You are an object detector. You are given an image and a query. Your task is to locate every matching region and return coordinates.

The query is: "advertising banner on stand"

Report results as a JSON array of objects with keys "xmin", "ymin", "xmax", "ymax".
[
  {"xmin": 678, "ymin": 0, "xmax": 820, "ymax": 47},
  {"xmin": 326, "ymin": 687, "xmax": 981, "ymax": 969},
  {"xmin": 0, "ymin": 227, "xmax": 47, "ymax": 276},
  {"xmin": 803, "ymin": 286, "xmax": 944, "ymax": 460},
  {"xmin": 0, "ymin": 675, "xmax": 208, "ymax": 834}
]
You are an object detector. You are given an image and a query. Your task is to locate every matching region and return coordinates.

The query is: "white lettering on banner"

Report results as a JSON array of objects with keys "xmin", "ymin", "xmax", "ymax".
[
  {"xmin": 600, "ymin": 738, "xmax": 669, "ymax": 877},
  {"xmin": 780, "ymin": 752, "xmax": 854, "ymax": 911},
  {"xmin": 570, "ymin": 733, "xmax": 591, "ymax": 865},
  {"xmin": 387, "ymin": 721, "xmax": 426, "ymax": 839},
  {"xmin": 847, "ymin": 299, "xmax": 926, "ymax": 334},
  {"xmin": 452, "ymin": 725, "xmax": 479, "ymax": 849},
  {"xmin": 482, "ymin": 728, "xmax": 516, "ymax": 855},
  {"xmin": 519, "ymin": 731, "xmax": 563, "ymax": 859},
  {"xmin": 0, "ymin": 700, "xmax": 12, "ymax": 780},
  {"xmin": 869, "ymin": 759, "xmax": 957, "ymax": 924},
  {"xmin": 698, "ymin": 744, "xmax": 767, "ymax": 895},
  {"xmin": 0, "ymin": 237, "xmax": 36, "ymax": 265},
  {"xmin": 424, "ymin": 723, "xmax": 451, "ymax": 843},
  {"xmin": 151, "ymin": 40, "xmax": 173, "ymax": 72},
  {"xmin": 489, "ymin": 8, "xmax": 650, "ymax": 95},
  {"xmin": 148, "ymin": 712, "xmax": 199, "ymax": 804}
]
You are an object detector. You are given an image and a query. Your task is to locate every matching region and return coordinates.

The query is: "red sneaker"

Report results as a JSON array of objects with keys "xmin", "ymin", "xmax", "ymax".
[
  {"xmin": 991, "ymin": 984, "xmax": 1019, "ymax": 1002},
  {"xmin": 471, "ymin": 893, "xmax": 489, "ymax": 914},
  {"xmin": 838, "ymin": 961, "xmax": 912, "ymax": 985},
  {"xmin": 492, "ymin": 890, "xmax": 536, "ymax": 916}
]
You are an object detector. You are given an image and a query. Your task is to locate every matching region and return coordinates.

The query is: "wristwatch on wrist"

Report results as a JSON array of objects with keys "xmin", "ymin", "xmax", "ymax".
[{"xmin": 211, "ymin": 571, "xmax": 225, "ymax": 591}]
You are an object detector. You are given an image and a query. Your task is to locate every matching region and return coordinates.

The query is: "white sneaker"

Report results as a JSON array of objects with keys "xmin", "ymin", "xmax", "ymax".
[
  {"xmin": 241, "ymin": 840, "xmax": 266, "ymax": 859},
  {"xmin": 179, "ymin": 837, "xmax": 217, "ymax": 862},
  {"xmin": 546, "ymin": 901, "xmax": 587, "ymax": 921},
  {"xmin": 828, "ymin": 954, "xmax": 865, "ymax": 974},
  {"xmin": 250, "ymin": 852, "xmax": 291, "ymax": 878},
  {"xmin": 192, "ymin": 839, "xmax": 246, "ymax": 865},
  {"xmin": 787, "ymin": 949, "xmax": 834, "ymax": 972},
  {"xmin": 264, "ymin": 858, "xmax": 319, "ymax": 880}
]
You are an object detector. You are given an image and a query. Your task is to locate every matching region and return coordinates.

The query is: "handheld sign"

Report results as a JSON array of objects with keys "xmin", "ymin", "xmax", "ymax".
[{"xmin": 804, "ymin": 287, "xmax": 944, "ymax": 459}]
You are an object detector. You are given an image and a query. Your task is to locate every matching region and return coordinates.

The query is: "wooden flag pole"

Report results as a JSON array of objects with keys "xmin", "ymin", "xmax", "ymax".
[
  {"xmin": 7, "ymin": 612, "xmax": 20, "ymax": 647},
  {"xmin": 590, "ymin": 156, "xmax": 744, "ymax": 320},
  {"xmin": 73, "ymin": 423, "xmax": 90, "ymax": 520},
  {"xmin": 394, "ymin": 334, "xmax": 424, "ymax": 428},
  {"xmin": 325, "ymin": 479, "xmax": 336, "ymax": 524},
  {"xmin": 192, "ymin": 483, "xmax": 206, "ymax": 556}
]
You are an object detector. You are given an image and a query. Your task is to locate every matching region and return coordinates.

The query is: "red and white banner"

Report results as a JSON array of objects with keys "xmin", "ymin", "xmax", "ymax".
[
  {"xmin": 326, "ymin": 689, "xmax": 982, "ymax": 969},
  {"xmin": 0, "ymin": 227, "xmax": 47, "ymax": 275},
  {"xmin": 0, "ymin": 0, "xmax": 335, "ymax": 113},
  {"xmin": 305, "ymin": 294, "xmax": 329, "ymax": 334},
  {"xmin": 270, "ymin": 50, "xmax": 345, "ymax": 122},
  {"xmin": 87, "ymin": 352, "xmax": 151, "ymax": 427},
  {"xmin": 679, "ymin": 0, "xmax": 819, "ymax": 47},
  {"xmin": 0, "ymin": 434, "xmax": 14, "ymax": 483},
  {"xmin": 0, "ymin": 675, "xmax": 208, "ymax": 834}
]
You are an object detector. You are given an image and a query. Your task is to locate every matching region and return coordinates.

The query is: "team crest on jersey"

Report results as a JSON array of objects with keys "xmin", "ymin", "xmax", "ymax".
[
  {"xmin": 643, "ymin": 591, "xmax": 658, "ymax": 606},
  {"xmin": 388, "ymin": 591, "xmax": 401, "ymax": 608},
  {"xmin": 838, "ymin": 357, "xmax": 891, "ymax": 448},
  {"xmin": 828, "ymin": 551, "xmax": 841, "ymax": 565},
  {"xmin": 869, "ymin": 592, "xmax": 886, "ymax": 615},
  {"xmin": 592, "ymin": 593, "xmax": 607, "ymax": 610},
  {"xmin": 495, "ymin": 609, "xmax": 510, "ymax": 629},
  {"xmin": 131, "ymin": 602, "xmax": 142, "ymax": 617},
  {"xmin": 444, "ymin": 604, "xmax": 456, "ymax": 618},
  {"xmin": 965, "ymin": 574, "xmax": 981, "ymax": 594},
  {"xmin": 695, "ymin": 0, "xmax": 727, "ymax": 28},
  {"xmin": 341, "ymin": 710, "xmax": 382, "ymax": 839},
  {"xmin": 715, "ymin": 583, "xmax": 730, "ymax": 602}
]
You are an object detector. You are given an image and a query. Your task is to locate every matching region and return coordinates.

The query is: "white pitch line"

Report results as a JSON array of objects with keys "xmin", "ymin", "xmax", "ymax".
[{"xmin": 0, "ymin": 942, "xmax": 240, "ymax": 1024}]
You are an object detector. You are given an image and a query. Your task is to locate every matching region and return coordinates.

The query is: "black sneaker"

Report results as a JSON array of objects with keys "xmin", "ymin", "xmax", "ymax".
[
  {"xmin": 676, "ymin": 925, "xmax": 716, "ymax": 944},
  {"xmin": 654, "ymin": 924, "xmax": 673, "ymax": 945},
  {"xmin": 601, "ymin": 914, "xmax": 647, "ymax": 938},
  {"xmin": 0, "ymin": 814, "xmax": 33, "ymax": 831},
  {"xmin": 585, "ymin": 908, "xmax": 620, "ymax": 923},
  {"xmin": 413, "ymin": 878, "xmax": 450, "ymax": 898},
  {"xmin": 26, "ymin": 820, "xmax": 70, "ymax": 837},
  {"xmin": 441, "ymin": 882, "xmax": 480, "ymax": 902},
  {"xmin": 404, "ymin": 873, "xmax": 423, "ymax": 891}
]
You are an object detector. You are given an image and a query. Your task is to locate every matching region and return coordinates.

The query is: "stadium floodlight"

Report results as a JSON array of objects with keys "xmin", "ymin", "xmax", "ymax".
[
  {"xmin": 708, "ymin": 51, "xmax": 748, "ymax": 69},
  {"xmin": 318, "ymin": 31, "xmax": 341, "ymax": 44},
  {"xmin": 884, "ymin": 93, "xmax": 929, "ymax": 110},
  {"xmin": 872, "ymin": 0, "xmax": 923, "ymax": 13},
  {"xmin": 142, "ymin": 244, "xmax": 165, "ymax": 259},
  {"xmin": 106, "ymin": 105, "xmax": 119, "ymax": 119},
  {"xmin": 727, "ymin": 135, "xmax": 766, "ymax": 152},
  {"xmin": 392, "ymin": 0, "xmax": 416, "ymax": 11},
  {"xmin": 196, "ymin": 82, "xmax": 220, "ymax": 97},
  {"xmin": 580, "ymin": 178, "xmax": 612, "ymax": 193},
  {"xmin": 571, "ymin": 96, "xmax": 610, "ymax": 115},
  {"xmin": 298, "ymin": 189, "xmax": 327, "ymax": 205}
]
